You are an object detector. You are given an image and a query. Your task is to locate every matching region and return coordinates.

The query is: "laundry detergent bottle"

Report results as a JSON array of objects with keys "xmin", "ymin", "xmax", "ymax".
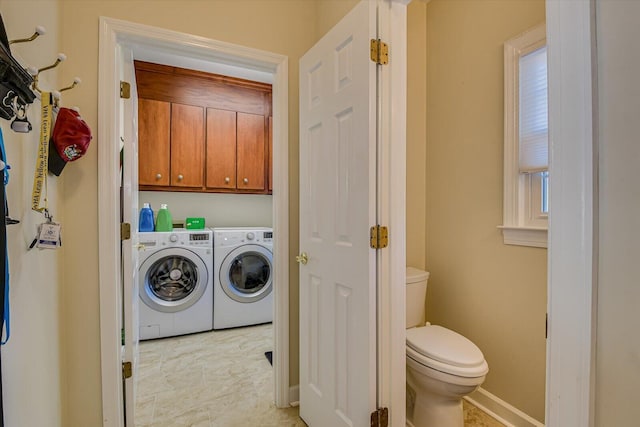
[
  {"xmin": 139, "ymin": 203, "xmax": 154, "ymax": 232},
  {"xmin": 155, "ymin": 203, "xmax": 173, "ymax": 232}
]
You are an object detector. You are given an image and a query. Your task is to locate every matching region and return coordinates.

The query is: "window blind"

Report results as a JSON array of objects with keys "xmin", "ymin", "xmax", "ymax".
[{"xmin": 519, "ymin": 46, "xmax": 548, "ymax": 173}]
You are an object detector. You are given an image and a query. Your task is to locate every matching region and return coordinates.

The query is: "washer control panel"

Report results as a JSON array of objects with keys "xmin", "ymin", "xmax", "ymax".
[{"xmin": 139, "ymin": 229, "xmax": 212, "ymax": 248}]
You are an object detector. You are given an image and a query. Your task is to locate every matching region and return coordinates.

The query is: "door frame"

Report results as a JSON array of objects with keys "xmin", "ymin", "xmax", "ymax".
[
  {"xmin": 97, "ymin": 17, "xmax": 289, "ymax": 426},
  {"xmin": 545, "ymin": 1, "xmax": 599, "ymax": 425}
]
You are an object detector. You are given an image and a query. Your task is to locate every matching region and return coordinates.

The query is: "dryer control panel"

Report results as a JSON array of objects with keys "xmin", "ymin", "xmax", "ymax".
[{"xmin": 213, "ymin": 228, "xmax": 273, "ymax": 248}]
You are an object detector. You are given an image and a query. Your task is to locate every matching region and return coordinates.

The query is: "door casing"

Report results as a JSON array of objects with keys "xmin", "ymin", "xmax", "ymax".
[{"xmin": 98, "ymin": 17, "xmax": 290, "ymax": 426}]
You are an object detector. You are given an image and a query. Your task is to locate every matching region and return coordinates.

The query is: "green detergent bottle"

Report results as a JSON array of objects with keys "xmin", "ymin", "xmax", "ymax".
[{"xmin": 155, "ymin": 204, "xmax": 173, "ymax": 232}]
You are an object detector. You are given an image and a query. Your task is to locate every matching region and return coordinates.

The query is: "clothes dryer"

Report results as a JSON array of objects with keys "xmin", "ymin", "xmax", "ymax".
[
  {"xmin": 138, "ymin": 229, "xmax": 213, "ymax": 340},
  {"xmin": 212, "ymin": 227, "xmax": 273, "ymax": 329}
]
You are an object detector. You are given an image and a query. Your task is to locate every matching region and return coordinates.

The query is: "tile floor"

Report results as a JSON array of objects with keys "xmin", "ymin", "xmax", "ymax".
[{"xmin": 135, "ymin": 323, "xmax": 503, "ymax": 427}]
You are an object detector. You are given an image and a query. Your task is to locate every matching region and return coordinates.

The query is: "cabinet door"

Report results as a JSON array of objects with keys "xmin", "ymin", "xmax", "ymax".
[
  {"xmin": 171, "ymin": 103, "xmax": 204, "ymax": 188},
  {"xmin": 206, "ymin": 109, "xmax": 237, "ymax": 190},
  {"xmin": 237, "ymin": 112, "xmax": 266, "ymax": 191},
  {"xmin": 138, "ymin": 99, "xmax": 170, "ymax": 186}
]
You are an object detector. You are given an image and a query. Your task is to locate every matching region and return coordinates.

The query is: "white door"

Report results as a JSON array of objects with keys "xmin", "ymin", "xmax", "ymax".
[
  {"xmin": 118, "ymin": 44, "xmax": 140, "ymax": 426},
  {"xmin": 299, "ymin": 1, "xmax": 378, "ymax": 426}
]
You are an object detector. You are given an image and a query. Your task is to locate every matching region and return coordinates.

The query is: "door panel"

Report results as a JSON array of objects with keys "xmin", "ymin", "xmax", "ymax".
[
  {"xmin": 138, "ymin": 99, "xmax": 170, "ymax": 186},
  {"xmin": 206, "ymin": 108, "xmax": 237, "ymax": 189},
  {"xmin": 299, "ymin": 1, "xmax": 378, "ymax": 426},
  {"xmin": 171, "ymin": 103, "xmax": 204, "ymax": 187},
  {"xmin": 237, "ymin": 112, "xmax": 266, "ymax": 191}
]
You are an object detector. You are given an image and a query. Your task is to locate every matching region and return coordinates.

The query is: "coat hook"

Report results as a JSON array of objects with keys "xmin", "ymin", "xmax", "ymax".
[
  {"xmin": 38, "ymin": 53, "xmax": 66, "ymax": 74},
  {"xmin": 9, "ymin": 25, "xmax": 46, "ymax": 45},
  {"xmin": 59, "ymin": 77, "xmax": 81, "ymax": 93}
]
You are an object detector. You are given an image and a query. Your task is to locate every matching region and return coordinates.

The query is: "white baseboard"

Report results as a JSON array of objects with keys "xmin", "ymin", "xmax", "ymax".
[
  {"xmin": 464, "ymin": 387, "xmax": 544, "ymax": 427},
  {"xmin": 289, "ymin": 385, "xmax": 300, "ymax": 406}
]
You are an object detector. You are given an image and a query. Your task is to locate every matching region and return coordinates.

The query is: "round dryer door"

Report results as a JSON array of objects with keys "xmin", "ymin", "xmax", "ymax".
[
  {"xmin": 220, "ymin": 244, "xmax": 273, "ymax": 303},
  {"xmin": 139, "ymin": 247, "xmax": 209, "ymax": 313}
]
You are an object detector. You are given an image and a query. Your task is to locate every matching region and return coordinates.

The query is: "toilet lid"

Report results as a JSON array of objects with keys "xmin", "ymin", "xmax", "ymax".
[{"xmin": 406, "ymin": 325, "xmax": 486, "ymax": 369}]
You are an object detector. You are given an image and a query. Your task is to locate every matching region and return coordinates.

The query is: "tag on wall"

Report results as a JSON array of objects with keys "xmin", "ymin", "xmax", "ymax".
[{"xmin": 36, "ymin": 222, "xmax": 61, "ymax": 249}]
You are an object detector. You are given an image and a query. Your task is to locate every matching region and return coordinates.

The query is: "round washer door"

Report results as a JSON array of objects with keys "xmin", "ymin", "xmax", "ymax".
[
  {"xmin": 219, "ymin": 244, "xmax": 273, "ymax": 303},
  {"xmin": 139, "ymin": 247, "xmax": 209, "ymax": 313}
]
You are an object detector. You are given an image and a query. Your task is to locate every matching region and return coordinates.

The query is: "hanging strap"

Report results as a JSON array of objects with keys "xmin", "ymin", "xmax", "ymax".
[
  {"xmin": 0, "ymin": 127, "xmax": 7, "ymax": 427},
  {"xmin": 31, "ymin": 91, "xmax": 52, "ymax": 213},
  {"xmin": 0, "ymin": 128, "xmax": 8, "ymax": 345}
]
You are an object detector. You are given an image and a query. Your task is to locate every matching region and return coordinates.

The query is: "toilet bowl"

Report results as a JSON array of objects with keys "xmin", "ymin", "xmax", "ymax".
[{"xmin": 405, "ymin": 268, "xmax": 489, "ymax": 427}]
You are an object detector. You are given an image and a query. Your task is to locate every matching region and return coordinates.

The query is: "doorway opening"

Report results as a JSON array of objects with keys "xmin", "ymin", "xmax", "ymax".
[{"xmin": 98, "ymin": 17, "xmax": 290, "ymax": 426}]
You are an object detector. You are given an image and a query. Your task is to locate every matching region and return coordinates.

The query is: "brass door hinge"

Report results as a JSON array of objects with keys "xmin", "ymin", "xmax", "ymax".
[
  {"xmin": 371, "ymin": 407, "xmax": 389, "ymax": 427},
  {"xmin": 370, "ymin": 225, "xmax": 389, "ymax": 249},
  {"xmin": 120, "ymin": 81, "xmax": 131, "ymax": 99},
  {"xmin": 370, "ymin": 39, "xmax": 389, "ymax": 65},
  {"xmin": 122, "ymin": 361, "xmax": 132, "ymax": 379},
  {"xmin": 121, "ymin": 222, "xmax": 131, "ymax": 241}
]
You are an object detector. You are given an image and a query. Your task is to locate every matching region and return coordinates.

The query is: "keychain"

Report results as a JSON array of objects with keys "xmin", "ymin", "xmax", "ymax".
[{"xmin": 28, "ymin": 209, "xmax": 61, "ymax": 250}]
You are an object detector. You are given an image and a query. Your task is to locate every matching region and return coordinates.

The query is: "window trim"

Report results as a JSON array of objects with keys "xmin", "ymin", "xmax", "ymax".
[{"xmin": 501, "ymin": 23, "xmax": 548, "ymax": 248}]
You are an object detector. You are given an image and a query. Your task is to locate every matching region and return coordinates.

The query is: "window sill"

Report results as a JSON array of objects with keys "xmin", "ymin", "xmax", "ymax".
[{"xmin": 497, "ymin": 225, "xmax": 547, "ymax": 248}]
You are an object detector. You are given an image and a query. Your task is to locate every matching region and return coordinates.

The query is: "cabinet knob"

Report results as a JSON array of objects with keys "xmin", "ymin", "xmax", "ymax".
[
  {"xmin": 177, "ymin": 174, "xmax": 184, "ymax": 182},
  {"xmin": 225, "ymin": 177, "xmax": 230, "ymax": 184},
  {"xmin": 156, "ymin": 173, "xmax": 162, "ymax": 180},
  {"xmin": 243, "ymin": 178, "xmax": 249, "ymax": 184}
]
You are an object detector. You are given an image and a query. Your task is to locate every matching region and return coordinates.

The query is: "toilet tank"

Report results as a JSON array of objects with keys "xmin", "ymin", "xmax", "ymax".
[{"xmin": 406, "ymin": 267, "xmax": 430, "ymax": 328}]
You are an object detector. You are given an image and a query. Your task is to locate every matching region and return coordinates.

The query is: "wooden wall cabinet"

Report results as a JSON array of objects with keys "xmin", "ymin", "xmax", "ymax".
[
  {"xmin": 138, "ymin": 99, "xmax": 170, "ymax": 186},
  {"xmin": 206, "ymin": 110, "xmax": 268, "ymax": 192},
  {"xmin": 135, "ymin": 61, "xmax": 272, "ymax": 195},
  {"xmin": 170, "ymin": 103, "xmax": 204, "ymax": 188}
]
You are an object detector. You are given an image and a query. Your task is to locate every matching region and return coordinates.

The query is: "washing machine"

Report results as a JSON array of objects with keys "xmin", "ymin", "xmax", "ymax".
[
  {"xmin": 138, "ymin": 229, "xmax": 213, "ymax": 340},
  {"xmin": 212, "ymin": 227, "xmax": 273, "ymax": 330}
]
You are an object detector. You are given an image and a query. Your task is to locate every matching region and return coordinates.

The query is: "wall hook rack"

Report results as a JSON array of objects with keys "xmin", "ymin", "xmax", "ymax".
[{"xmin": 9, "ymin": 25, "xmax": 46, "ymax": 45}]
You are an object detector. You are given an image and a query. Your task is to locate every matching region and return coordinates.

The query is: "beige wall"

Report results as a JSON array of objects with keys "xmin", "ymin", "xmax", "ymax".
[
  {"xmin": 316, "ymin": 0, "xmax": 359, "ymax": 36},
  {"xmin": 0, "ymin": 1, "xmax": 64, "ymax": 426},
  {"xmin": 595, "ymin": 1, "xmax": 640, "ymax": 425},
  {"xmin": 407, "ymin": 1, "xmax": 427, "ymax": 269},
  {"xmin": 139, "ymin": 192, "xmax": 272, "ymax": 229},
  {"xmin": 425, "ymin": 0, "xmax": 547, "ymax": 421}
]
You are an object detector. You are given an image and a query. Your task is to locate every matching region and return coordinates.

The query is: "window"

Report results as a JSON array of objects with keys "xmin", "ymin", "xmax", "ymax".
[{"xmin": 500, "ymin": 23, "xmax": 548, "ymax": 248}]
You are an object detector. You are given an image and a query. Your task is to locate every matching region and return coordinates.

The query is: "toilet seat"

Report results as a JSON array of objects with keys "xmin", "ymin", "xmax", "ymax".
[{"xmin": 406, "ymin": 325, "xmax": 489, "ymax": 378}]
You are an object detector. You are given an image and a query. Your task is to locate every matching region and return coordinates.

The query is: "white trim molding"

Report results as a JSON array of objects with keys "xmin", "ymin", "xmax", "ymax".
[
  {"xmin": 378, "ymin": 1, "xmax": 408, "ymax": 426},
  {"xmin": 98, "ymin": 17, "xmax": 289, "ymax": 427},
  {"xmin": 465, "ymin": 388, "xmax": 545, "ymax": 427},
  {"xmin": 545, "ymin": 0, "xmax": 598, "ymax": 426},
  {"xmin": 498, "ymin": 226, "xmax": 547, "ymax": 248}
]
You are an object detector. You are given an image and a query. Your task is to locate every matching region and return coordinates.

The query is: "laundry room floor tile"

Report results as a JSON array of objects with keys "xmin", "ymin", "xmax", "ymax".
[{"xmin": 135, "ymin": 323, "xmax": 306, "ymax": 427}]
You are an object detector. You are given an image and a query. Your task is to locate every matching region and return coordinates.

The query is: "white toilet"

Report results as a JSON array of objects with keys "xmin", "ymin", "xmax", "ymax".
[{"xmin": 405, "ymin": 267, "xmax": 489, "ymax": 427}]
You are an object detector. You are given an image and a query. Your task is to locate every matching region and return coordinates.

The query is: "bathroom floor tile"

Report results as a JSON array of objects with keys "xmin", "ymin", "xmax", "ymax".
[{"xmin": 463, "ymin": 400, "xmax": 506, "ymax": 427}]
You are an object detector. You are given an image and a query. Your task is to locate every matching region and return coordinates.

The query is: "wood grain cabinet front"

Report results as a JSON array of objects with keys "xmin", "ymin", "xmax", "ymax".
[
  {"xmin": 170, "ymin": 103, "xmax": 204, "ymax": 188},
  {"xmin": 236, "ymin": 112, "xmax": 266, "ymax": 192},
  {"xmin": 206, "ymin": 108, "xmax": 237, "ymax": 190},
  {"xmin": 138, "ymin": 99, "xmax": 170, "ymax": 186},
  {"xmin": 136, "ymin": 60, "xmax": 272, "ymax": 194}
]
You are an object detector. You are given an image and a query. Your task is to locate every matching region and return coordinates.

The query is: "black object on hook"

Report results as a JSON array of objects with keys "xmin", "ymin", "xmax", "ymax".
[{"xmin": 0, "ymin": 13, "xmax": 36, "ymax": 118}]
